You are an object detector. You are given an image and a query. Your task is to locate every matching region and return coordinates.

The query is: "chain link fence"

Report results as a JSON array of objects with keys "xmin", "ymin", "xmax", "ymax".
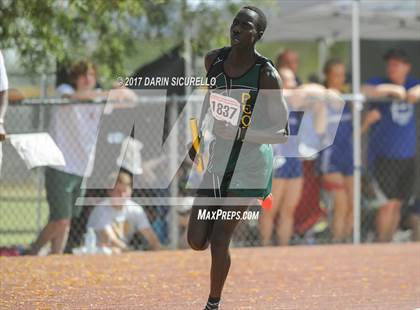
[{"xmin": 0, "ymin": 93, "xmax": 418, "ymax": 254}]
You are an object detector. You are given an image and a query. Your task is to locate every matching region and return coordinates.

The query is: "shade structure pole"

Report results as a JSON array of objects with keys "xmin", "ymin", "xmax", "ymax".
[
  {"xmin": 352, "ymin": 0, "xmax": 362, "ymax": 244},
  {"xmin": 317, "ymin": 38, "xmax": 329, "ymax": 80}
]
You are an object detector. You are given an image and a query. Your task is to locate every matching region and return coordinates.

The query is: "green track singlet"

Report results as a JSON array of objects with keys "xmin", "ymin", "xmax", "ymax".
[{"xmin": 204, "ymin": 47, "xmax": 274, "ymax": 199}]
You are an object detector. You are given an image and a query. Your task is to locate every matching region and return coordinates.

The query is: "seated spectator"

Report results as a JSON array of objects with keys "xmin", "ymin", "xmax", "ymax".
[
  {"xmin": 362, "ymin": 49, "xmax": 420, "ymax": 242},
  {"xmin": 87, "ymin": 171, "xmax": 161, "ymax": 252}
]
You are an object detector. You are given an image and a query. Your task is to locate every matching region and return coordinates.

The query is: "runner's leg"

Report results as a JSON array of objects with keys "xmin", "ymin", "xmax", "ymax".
[
  {"xmin": 209, "ymin": 203, "xmax": 250, "ymax": 299},
  {"xmin": 188, "ymin": 204, "xmax": 215, "ymax": 250}
]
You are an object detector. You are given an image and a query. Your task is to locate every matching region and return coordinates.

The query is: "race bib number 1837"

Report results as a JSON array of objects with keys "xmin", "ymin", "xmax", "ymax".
[{"xmin": 209, "ymin": 92, "xmax": 241, "ymax": 126}]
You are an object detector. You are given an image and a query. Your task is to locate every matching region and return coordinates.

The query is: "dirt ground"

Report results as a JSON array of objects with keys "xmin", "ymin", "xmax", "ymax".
[{"xmin": 1, "ymin": 243, "xmax": 419, "ymax": 309}]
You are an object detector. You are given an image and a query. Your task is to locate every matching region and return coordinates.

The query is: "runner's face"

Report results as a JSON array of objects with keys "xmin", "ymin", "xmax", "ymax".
[{"xmin": 230, "ymin": 9, "xmax": 260, "ymax": 47}]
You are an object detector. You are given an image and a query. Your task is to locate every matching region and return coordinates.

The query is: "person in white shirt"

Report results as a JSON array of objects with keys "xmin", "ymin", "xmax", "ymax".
[
  {"xmin": 87, "ymin": 170, "xmax": 161, "ymax": 252},
  {"xmin": 0, "ymin": 50, "xmax": 9, "ymax": 174},
  {"xmin": 29, "ymin": 59, "xmax": 138, "ymax": 255},
  {"xmin": 30, "ymin": 60, "xmax": 107, "ymax": 255}
]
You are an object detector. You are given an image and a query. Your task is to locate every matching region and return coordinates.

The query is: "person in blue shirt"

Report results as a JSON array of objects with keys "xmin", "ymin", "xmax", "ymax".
[{"xmin": 362, "ymin": 49, "xmax": 420, "ymax": 242}]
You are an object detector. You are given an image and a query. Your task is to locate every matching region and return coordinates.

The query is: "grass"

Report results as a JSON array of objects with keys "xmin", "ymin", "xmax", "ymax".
[{"xmin": 0, "ymin": 184, "xmax": 49, "ymax": 247}]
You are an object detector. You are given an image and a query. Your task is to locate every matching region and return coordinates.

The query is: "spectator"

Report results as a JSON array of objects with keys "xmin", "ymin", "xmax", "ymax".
[
  {"xmin": 0, "ymin": 50, "xmax": 8, "ymax": 174},
  {"xmin": 276, "ymin": 49, "xmax": 302, "ymax": 85},
  {"xmin": 260, "ymin": 68, "xmax": 303, "ymax": 246},
  {"xmin": 176, "ymin": 199, "xmax": 193, "ymax": 249},
  {"xmin": 260, "ymin": 67, "xmax": 328, "ymax": 246},
  {"xmin": 29, "ymin": 60, "xmax": 107, "ymax": 255},
  {"xmin": 318, "ymin": 58, "xmax": 354, "ymax": 243},
  {"xmin": 362, "ymin": 49, "xmax": 420, "ymax": 242},
  {"xmin": 87, "ymin": 171, "xmax": 161, "ymax": 252},
  {"xmin": 134, "ymin": 155, "xmax": 170, "ymax": 245}
]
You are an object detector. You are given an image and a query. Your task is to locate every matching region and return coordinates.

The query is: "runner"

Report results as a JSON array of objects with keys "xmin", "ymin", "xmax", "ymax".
[{"xmin": 187, "ymin": 6, "xmax": 289, "ymax": 309}]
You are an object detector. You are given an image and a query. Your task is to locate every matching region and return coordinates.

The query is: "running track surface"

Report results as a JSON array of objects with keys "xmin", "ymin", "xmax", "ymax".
[{"xmin": 1, "ymin": 243, "xmax": 419, "ymax": 309}]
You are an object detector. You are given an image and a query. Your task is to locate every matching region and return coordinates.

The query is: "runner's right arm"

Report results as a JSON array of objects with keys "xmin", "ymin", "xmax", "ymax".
[{"xmin": 188, "ymin": 49, "xmax": 220, "ymax": 161}]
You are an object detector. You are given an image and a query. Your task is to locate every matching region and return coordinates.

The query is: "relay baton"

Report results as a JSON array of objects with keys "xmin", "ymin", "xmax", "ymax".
[{"xmin": 189, "ymin": 118, "xmax": 204, "ymax": 172}]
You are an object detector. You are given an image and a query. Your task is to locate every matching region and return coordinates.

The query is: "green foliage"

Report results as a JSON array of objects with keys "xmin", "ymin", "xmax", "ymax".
[
  {"xmin": 0, "ymin": 0, "xmax": 173, "ymax": 80},
  {"xmin": 183, "ymin": 1, "xmax": 240, "ymax": 56},
  {"xmin": 0, "ymin": 0, "xmax": 239, "ymax": 82}
]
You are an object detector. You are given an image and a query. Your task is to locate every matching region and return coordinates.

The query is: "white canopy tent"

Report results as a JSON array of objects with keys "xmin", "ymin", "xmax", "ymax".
[
  {"xmin": 264, "ymin": 0, "xmax": 420, "ymax": 42},
  {"xmin": 262, "ymin": 0, "xmax": 420, "ymax": 243}
]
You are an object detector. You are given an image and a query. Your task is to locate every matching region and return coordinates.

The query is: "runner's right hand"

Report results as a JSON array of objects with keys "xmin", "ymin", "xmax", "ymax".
[{"xmin": 187, "ymin": 142, "xmax": 198, "ymax": 162}]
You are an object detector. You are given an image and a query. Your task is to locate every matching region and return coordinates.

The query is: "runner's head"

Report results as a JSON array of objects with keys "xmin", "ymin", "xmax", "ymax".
[{"xmin": 230, "ymin": 6, "xmax": 267, "ymax": 47}]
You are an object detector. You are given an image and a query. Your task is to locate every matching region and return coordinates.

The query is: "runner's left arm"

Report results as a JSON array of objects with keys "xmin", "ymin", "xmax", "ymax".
[{"xmin": 237, "ymin": 63, "xmax": 289, "ymax": 144}]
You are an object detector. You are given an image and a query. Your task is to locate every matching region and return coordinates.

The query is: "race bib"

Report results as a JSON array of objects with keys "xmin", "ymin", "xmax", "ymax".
[{"xmin": 209, "ymin": 92, "xmax": 241, "ymax": 126}]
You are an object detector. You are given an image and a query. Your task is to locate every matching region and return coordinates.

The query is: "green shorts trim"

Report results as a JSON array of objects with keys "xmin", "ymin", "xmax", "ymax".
[
  {"xmin": 196, "ymin": 169, "xmax": 272, "ymax": 200},
  {"xmin": 45, "ymin": 167, "xmax": 85, "ymax": 221}
]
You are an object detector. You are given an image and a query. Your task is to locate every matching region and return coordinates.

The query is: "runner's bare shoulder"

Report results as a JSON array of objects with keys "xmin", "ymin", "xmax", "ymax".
[
  {"xmin": 260, "ymin": 62, "xmax": 282, "ymax": 90},
  {"xmin": 205, "ymin": 49, "xmax": 222, "ymax": 72}
]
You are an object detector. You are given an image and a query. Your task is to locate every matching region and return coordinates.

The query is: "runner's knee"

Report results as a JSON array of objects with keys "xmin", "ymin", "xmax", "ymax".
[{"xmin": 187, "ymin": 235, "xmax": 209, "ymax": 251}]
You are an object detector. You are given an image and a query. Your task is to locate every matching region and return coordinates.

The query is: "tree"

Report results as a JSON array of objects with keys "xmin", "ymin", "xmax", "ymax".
[
  {"xmin": 0, "ymin": 0, "xmax": 241, "ymax": 82},
  {"xmin": 0, "ymin": 0, "xmax": 175, "ymax": 80}
]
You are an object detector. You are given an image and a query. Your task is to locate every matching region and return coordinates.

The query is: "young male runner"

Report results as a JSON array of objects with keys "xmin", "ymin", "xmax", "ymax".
[{"xmin": 187, "ymin": 6, "xmax": 289, "ymax": 309}]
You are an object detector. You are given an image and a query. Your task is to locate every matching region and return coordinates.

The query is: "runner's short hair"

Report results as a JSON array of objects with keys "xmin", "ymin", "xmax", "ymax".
[{"xmin": 242, "ymin": 6, "xmax": 267, "ymax": 34}]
